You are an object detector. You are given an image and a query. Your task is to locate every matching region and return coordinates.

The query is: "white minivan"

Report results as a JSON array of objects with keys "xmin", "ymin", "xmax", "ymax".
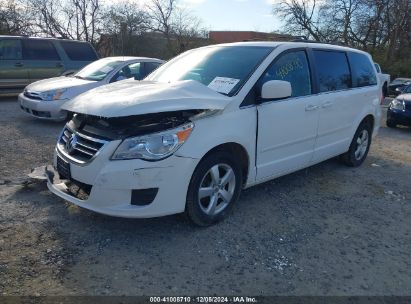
[{"xmin": 46, "ymin": 42, "xmax": 381, "ymax": 226}]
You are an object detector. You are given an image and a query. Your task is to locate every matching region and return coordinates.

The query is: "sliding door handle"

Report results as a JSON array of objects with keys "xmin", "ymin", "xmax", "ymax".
[{"xmin": 305, "ymin": 104, "xmax": 319, "ymax": 111}]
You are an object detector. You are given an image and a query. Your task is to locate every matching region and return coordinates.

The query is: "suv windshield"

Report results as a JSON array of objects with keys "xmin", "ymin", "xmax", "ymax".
[
  {"xmin": 75, "ymin": 59, "xmax": 122, "ymax": 81},
  {"xmin": 147, "ymin": 46, "xmax": 274, "ymax": 96}
]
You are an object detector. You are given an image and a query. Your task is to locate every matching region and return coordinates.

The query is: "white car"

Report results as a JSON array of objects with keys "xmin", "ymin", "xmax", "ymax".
[
  {"xmin": 46, "ymin": 42, "xmax": 381, "ymax": 226},
  {"xmin": 19, "ymin": 57, "xmax": 164, "ymax": 120},
  {"xmin": 374, "ymin": 62, "xmax": 390, "ymax": 96}
]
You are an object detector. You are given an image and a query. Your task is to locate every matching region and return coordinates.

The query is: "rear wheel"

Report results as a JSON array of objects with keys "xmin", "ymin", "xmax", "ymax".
[
  {"xmin": 341, "ymin": 121, "xmax": 372, "ymax": 167},
  {"xmin": 185, "ymin": 151, "xmax": 242, "ymax": 226}
]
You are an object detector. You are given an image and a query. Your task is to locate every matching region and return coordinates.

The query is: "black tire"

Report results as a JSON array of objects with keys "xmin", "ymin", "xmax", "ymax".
[
  {"xmin": 386, "ymin": 120, "xmax": 397, "ymax": 128},
  {"xmin": 185, "ymin": 150, "xmax": 243, "ymax": 226},
  {"xmin": 341, "ymin": 121, "xmax": 372, "ymax": 167}
]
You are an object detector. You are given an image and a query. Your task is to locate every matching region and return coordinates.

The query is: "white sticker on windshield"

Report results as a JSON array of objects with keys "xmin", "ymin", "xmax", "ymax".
[{"xmin": 208, "ymin": 77, "xmax": 240, "ymax": 94}]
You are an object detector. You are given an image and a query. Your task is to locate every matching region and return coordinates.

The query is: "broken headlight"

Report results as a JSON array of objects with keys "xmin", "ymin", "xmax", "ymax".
[{"xmin": 111, "ymin": 122, "xmax": 194, "ymax": 161}]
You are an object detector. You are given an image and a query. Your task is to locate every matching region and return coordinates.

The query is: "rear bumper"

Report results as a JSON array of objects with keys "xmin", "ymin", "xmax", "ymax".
[
  {"xmin": 387, "ymin": 108, "xmax": 411, "ymax": 126},
  {"xmin": 18, "ymin": 93, "xmax": 67, "ymax": 120}
]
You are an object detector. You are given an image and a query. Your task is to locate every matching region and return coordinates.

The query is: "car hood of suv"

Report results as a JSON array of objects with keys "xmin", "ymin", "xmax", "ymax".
[
  {"xmin": 62, "ymin": 80, "xmax": 231, "ymax": 117},
  {"xmin": 27, "ymin": 76, "xmax": 95, "ymax": 92}
]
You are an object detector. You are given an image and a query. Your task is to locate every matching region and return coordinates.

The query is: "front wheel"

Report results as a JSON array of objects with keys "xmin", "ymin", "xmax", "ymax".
[
  {"xmin": 341, "ymin": 121, "xmax": 372, "ymax": 167},
  {"xmin": 185, "ymin": 151, "xmax": 243, "ymax": 226}
]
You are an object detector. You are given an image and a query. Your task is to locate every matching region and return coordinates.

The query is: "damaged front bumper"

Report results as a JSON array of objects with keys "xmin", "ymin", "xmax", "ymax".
[{"xmin": 46, "ymin": 151, "xmax": 199, "ymax": 218}]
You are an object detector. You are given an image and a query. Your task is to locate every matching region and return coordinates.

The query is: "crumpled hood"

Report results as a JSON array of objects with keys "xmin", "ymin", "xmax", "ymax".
[
  {"xmin": 62, "ymin": 80, "xmax": 231, "ymax": 117},
  {"xmin": 27, "ymin": 76, "xmax": 95, "ymax": 92}
]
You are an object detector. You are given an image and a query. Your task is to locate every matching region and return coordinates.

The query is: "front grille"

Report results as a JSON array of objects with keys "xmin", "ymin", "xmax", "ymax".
[
  {"xmin": 56, "ymin": 154, "xmax": 71, "ymax": 179},
  {"xmin": 24, "ymin": 90, "xmax": 43, "ymax": 100},
  {"xmin": 57, "ymin": 128, "xmax": 106, "ymax": 163},
  {"xmin": 405, "ymin": 102, "xmax": 411, "ymax": 111}
]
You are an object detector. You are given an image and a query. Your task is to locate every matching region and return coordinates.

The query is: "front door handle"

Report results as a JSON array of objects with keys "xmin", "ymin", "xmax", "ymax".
[
  {"xmin": 305, "ymin": 104, "xmax": 319, "ymax": 111},
  {"xmin": 322, "ymin": 101, "xmax": 333, "ymax": 108},
  {"xmin": 15, "ymin": 62, "xmax": 23, "ymax": 67},
  {"xmin": 56, "ymin": 63, "xmax": 64, "ymax": 68}
]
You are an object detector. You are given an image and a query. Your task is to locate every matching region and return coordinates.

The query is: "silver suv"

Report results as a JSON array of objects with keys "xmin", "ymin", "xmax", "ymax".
[{"xmin": 0, "ymin": 36, "xmax": 99, "ymax": 95}]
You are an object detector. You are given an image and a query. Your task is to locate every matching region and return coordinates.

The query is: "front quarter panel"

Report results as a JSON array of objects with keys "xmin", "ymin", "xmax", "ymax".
[{"xmin": 176, "ymin": 106, "xmax": 257, "ymax": 185}]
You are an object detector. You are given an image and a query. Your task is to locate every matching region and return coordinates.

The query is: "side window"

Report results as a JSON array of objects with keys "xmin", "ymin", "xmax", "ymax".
[
  {"xmin": 60, "ymin": 41, "xmax": 98, "ymax": 61},
  {"xmin": 260, "ymin": 50, "xmax": 312, "ymax": 97},
  {"xmin": 374, "ymin": 63, "xmax": 381, "ymax": 73},
  {"xmin": 313, "ymin": 50, "xmax": 351, "ymax": 92},
  {"xmin": 23, "ymin": 40, "xmax": 60, "ymax": 60},
  {"xmin": 143, "ymin": 62, "xmax": 162, "ymax": 78},
  {"xmin": 350, "ymin": 53, "xmax": 378, "ymax": 87},
  {"xmin": 112, "ymin": 62, "xmax": 141, "ymax": 82},
  {"xmin": 0, "ymin": 39, "xmax": 22, "ymax": 60},
  {"xmin": 128, "ymin": 62, "xmax": 142, "ymax": 79}
]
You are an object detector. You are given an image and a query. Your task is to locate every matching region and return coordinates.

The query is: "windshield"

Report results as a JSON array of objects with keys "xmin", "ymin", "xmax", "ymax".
[
  {"xmin": 75, "ymin": 59, "xmax": 123, "ymax": 81},
  {"xmin": 392, "ymin": 78, "xmax": 411, "ymax": 85},
  {"xmin": 403, "ymin": 85, "xmax": 411, "ymax": 94},
  {"xmin": 147, "ymin": 46, "xmax": 274, "ymax": 96}
]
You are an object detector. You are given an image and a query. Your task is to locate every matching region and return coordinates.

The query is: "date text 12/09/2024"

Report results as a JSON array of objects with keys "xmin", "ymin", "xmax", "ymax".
[{"xmin": 149, "ymin": 296, "xmax": 258, "ymax": 303}]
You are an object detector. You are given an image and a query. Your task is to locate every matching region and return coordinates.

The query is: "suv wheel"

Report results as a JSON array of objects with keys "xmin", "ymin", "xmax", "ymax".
[
  {"xmin": 341, "ymin": 121, "xmax": 372, "ymax": 167},
  {"xmin": 185, "ymin": 151, "xmax": 242, "ymax": 226}
]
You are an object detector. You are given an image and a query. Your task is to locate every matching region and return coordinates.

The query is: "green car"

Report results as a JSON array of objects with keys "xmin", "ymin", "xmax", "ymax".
[{"xmin": 0, "ymin": 36, "xmax": 99, "ymax": 96}]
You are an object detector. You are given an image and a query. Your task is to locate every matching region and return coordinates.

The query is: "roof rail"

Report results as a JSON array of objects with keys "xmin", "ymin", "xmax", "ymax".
[{"xmin": 292, "ymin": 37, "xmax": 348, "ymax": 47}]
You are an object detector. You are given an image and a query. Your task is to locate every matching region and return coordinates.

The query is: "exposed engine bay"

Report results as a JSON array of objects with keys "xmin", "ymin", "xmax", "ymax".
[{"xmin": 66, "ymin": 110, "xmax": 204, "ymax": 140}]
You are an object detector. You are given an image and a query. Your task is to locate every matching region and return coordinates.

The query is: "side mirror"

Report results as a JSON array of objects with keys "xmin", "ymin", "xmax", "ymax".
[{"xmin": 261, "ymin": 80, "xmax": 292, "ymax": 100}]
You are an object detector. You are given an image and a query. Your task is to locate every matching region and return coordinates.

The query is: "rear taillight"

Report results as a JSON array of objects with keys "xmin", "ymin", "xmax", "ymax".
[{"xmin": 380, "ymin": 93, "xmax": 385, "ymax": 105}]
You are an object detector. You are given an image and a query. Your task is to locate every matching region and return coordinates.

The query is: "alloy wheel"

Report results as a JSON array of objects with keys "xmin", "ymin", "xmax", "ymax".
[{"xmin": 198, "ymin": 163, "xmax": 236, "ymax": 216}]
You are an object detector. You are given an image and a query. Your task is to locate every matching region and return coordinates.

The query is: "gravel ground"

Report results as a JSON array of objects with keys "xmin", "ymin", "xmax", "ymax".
[{"xmin": 0, "ymin": 97, "xmax": 410, "ymax": 296}]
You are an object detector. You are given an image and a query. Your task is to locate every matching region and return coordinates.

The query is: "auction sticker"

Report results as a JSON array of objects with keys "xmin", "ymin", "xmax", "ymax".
[{"xmin": 208, "ymin": 77, "xmax": 240, "ymax": 94}]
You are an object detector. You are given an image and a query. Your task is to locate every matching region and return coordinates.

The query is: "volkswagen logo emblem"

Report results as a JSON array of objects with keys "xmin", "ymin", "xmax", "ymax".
[{"xmin": 66, "ymin": 133, "xmax": 78, "ymax": 155}]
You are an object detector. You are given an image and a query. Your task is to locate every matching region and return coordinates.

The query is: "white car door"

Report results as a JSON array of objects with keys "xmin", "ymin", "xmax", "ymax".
[
  {"xmin": 256, "ymin": 49, "xmax": 320, "ymax": 181},
  {"xmin": 311, "ymin": 50, "xmax": 361, "ymax": 163}
]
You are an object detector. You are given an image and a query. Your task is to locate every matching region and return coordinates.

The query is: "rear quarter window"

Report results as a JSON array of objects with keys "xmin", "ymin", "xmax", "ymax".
[
  {"xmin": 60, "ymin": 41, "xmax": 98, "ymax": 61},
  {"xmin": 313, "ymin": 50, "xmax": 351, "ymax": 93},
  {"xmin": 349, "ymin": 52, "xmax": 378, "ymax": 87}
]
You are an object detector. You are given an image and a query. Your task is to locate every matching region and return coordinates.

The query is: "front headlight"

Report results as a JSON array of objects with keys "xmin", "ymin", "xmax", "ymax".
[
  {"xmin": 41, "ymin": 89, "xmax": 67, "ymax": 101},
  {"xmin": 390, "ymin": 99, "xmax": 405, "ymax": 111},
  {"xmin": 111, "ymin": 122, "xmax": 194, "ymax": 161}
]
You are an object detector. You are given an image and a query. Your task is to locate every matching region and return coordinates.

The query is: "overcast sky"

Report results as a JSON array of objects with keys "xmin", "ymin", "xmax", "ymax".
[{"xmin": 182, "ymin": 0, "xmax": 281, "ymax": 32}]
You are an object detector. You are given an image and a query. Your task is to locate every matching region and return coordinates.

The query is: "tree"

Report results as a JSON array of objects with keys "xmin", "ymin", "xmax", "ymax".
[
  {"xmin": 272, "ymin": 0, "xmax": 411, "ymax": 76},
  {"xmin": 146, "ymin": 0, "xmax": 205, "ymax": 56},
  {"xmin": 273, "ymin": 0, "xmax": 324, "ymax": 41},
  {"xmin": 0, "ymin": 0, "xmax": 33, "ymax": 35},
  {"xmin": 23, "ymin": 0, "xmax": 104, "ymax": 45}
]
